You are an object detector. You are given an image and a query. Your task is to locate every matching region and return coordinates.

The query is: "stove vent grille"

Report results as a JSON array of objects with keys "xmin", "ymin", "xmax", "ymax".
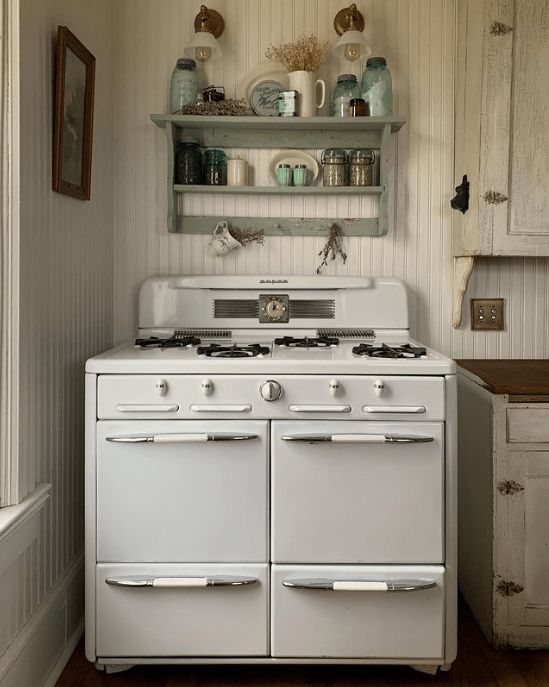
[
  {"xmin": 213, "ymin": 299, "xmax": 336, "ymax": 319},
  {"xmin": 318, "ymin": 328, "xmax": 375, "ymax": 338},
  {"xmin": 174, "ymin": 329, "xmax": 232, "ymax": 338}
]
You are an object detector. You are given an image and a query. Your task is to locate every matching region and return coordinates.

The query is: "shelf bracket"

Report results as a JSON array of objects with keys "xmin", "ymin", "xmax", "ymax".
[
  {"xmin": 378, "ymin": 123, "xmax": 392, "ymax": 235},
  {"xmin": 452, "ymin": 256, "xmax": 475, "ymax": 328}
]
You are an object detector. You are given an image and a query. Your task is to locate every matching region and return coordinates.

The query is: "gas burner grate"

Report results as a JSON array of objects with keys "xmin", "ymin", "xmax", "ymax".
[
  {"xmin": 197, "ymin": 343, "xmax": 270, "ymax": 358},
  {"xmin": 275, "ymin": 336, "xmax": 339, "ymax": 348},
  {"xmin": 135, "ymin": 335, "xmax": 201, "ymax": 348},
  {"xmin": 352, "ymin": 343, "xmax": 427, "ymax": 359}
]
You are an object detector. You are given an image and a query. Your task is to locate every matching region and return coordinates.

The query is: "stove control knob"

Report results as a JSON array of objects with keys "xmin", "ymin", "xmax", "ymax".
[
  {"xmin": 201, "ymin": 378, "xmax": 213, "ymax": 396},
  {"xmin": 329, "ymin": 379, "xmax": 340, "ymax": 397},
  {"xmin": 155, "ymin": 379, "xmax": 168, "ymax": 396},
  {"xmin": 374, "ymin": 379, "xmax": 385, "ymax": 397},
  {"xmin": 260, "ymin": 380, "xmax": 282, "ymax": 402}
]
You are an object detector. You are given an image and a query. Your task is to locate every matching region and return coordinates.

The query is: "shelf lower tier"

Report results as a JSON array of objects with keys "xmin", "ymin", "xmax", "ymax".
[{"xmin": 174, "ymin": 216, "xmax": 384, "ymax": 236}]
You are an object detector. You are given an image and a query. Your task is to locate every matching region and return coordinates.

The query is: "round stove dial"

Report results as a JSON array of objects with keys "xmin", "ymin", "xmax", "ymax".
[
  {"xmin": 264, "ymin": 297, "xmax": 287, "ymax": 321},
  {"xmin": 260, "ymin": 380, "xmax": 282, "ymax": 402}
]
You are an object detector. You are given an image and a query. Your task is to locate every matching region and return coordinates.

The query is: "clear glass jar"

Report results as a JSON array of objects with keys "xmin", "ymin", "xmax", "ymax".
[
  {"xmin": 175, "ymin": 140, "xmax": 202, "ymax": 185},
  {"xmin": 321, "ymin": 149, "xmax": 348, "ymax": 186},
  {"xmin": 332, "ymin": 74, "xmax": 360, "ymax": 117},
  {"xmin": 169, "ymin": 58, "xmax": 198, "ymax": 114},
  {"xmin": 204, "ymin": 148, "xmax": 227, "ymax": 185},
  {"xmin": 348, "ymin": 148, "xmax": 375, "ymax": 186},
  {"xmin": 360, "ymin": 57, "xmax": 393, "ymax": 116}
]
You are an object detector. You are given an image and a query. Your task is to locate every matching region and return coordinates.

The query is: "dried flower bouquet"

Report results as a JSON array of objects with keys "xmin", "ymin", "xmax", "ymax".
[{"xmin": 265, "ymin": 34, "xmax": 329, "ymax": 72}]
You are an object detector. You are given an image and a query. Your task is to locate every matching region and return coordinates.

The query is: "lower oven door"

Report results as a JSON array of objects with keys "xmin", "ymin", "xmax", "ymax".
[
  {"xmin": 271, "ymin": 564, "xmax": 444, "ymax": 658},
  {"xmin": 96, "ymin": 563, "xmax": 268, "ymax": 657},
  {"xmin": 272, "ymin": 421, "xmax": 444, "ymax": 563},
  {"xmin": 96, "ymin": 420, "xmax": 268, "ymax": 562}
]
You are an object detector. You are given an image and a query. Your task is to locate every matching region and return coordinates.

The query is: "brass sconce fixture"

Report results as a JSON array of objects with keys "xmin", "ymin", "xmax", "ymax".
[
  {"xmin": 184, "ymin": 5, "xmax": 224, "ymax": 62},
  {"xmin": 332, "ymin": 4, "xmax": 371, "ymax": 62}
]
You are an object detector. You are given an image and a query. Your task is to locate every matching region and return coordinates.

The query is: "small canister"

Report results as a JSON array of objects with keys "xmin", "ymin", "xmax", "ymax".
[
  {"xmin": 347, "ymin": 97, "xmax": 369, "ymax": 117},
  {"xmin": 321, "ymin": 149, "xmax": 347, "ymax": 186},
  {"xmin": 175, "ymin": 138, "xmax": 202, "ymax": 184},
  {"xmin": 349, "ymin": 148, "xmax": 375, "ymax": 186},
  {"xmin": 227, "ymin": 155, "xmax": 248, "ymax": 186},
  {"xmin": 276, "ymin": 164, "xmax": 292, "ymax": 186},
  {"xmin": 278, "ymin": 90, "xmax": 299, "ymax": 117},
  {"xmin": 293, "ymin": 164, "xmax": 308, "ymax": 186},
  {"xmin": 203, "ymin": 148, "xmax": 227, "ymax": 185}
]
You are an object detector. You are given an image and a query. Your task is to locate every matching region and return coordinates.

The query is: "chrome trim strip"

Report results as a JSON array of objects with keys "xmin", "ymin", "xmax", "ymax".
[
  {"xmin": 282, "ymin": 578, "xmax": 437, "ymax": 592},
  {"xmin": 281, "ymin": 433, "xmax": 434, "ymax": 443},
  {"xmin": 288, "ymin": 405, "xmax": 351, "ymax": 413},
  {"xmin": 115, "ymin": 404, "xmax": 179, "ymax": 413},
  {"xmin": 190, "ymin": 404, "xmax": 253, "ymax": 413},
  {"xmin": 106, "ymin": 575, "xmax": 259, "ymax": 588},
  {"xmin": 106, "ymin": 433, "xmax": 259, "ymax": 443},
  {"xmin": 362, "ymin": 405, "xmax": 427, "ymax": 414}
]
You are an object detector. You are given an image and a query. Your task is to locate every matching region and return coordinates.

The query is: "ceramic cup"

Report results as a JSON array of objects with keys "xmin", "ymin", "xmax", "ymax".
[{"xmin": 208, "ymin": 220, "xmax": 242, "ymax": 257}]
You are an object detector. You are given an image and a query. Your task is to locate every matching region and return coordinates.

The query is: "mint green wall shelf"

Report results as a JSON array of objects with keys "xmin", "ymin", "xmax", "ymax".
[{"xmin": 151, "ymin": 114, "xmax": 406, "ymax": 236}]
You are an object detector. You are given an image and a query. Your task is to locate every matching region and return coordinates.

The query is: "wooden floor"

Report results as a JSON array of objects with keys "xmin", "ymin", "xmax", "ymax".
[{"xmin": 56, "ymin": 600, "xmax": 549, "ymax": 687}]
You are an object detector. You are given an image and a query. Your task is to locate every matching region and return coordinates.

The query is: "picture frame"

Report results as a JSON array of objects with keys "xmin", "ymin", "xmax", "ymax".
[{"xmin": 52, "ymin": 26, "xmax": 95, "ymax": 200}]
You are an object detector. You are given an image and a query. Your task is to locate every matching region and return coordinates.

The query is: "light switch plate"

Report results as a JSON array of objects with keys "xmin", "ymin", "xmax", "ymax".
[{"xmin": 470, "ymin": 298, "xmax": 504, "ymax": 331}]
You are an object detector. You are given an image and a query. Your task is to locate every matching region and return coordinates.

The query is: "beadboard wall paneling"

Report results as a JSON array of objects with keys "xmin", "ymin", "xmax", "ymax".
[
  {"xmin": 112, "ymin": 0, "xmax": 549, "ymax": 356},
  {"xmin": 0, "ymin": 0, "xmax": 113, "ymax": 672}
]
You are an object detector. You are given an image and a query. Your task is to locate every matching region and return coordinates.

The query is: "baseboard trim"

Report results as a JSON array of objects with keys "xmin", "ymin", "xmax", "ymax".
[
  {"xmin": 43, "ymin": 619, "xmax": 84, "ymax": 687},
  {"xmin": 0, "ymin": 553, "xmax": 83, "ymax": 686}
]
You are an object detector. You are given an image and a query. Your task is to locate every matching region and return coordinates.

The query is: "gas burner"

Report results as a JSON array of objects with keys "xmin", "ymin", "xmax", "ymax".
[
  {"xmin": 352, "ymin": 343, "xmax": 427, "ymax": 359},
  {"xmin": 135, "ymin": 335, "xmax": 201, "ymax": 348},
  {"xmin": 197, "ymin": 343, "xmax": 270, "ymax": 358},
  {"xmin": 274, "ymin": 336, "xmax": 339, "ymax": 348}
]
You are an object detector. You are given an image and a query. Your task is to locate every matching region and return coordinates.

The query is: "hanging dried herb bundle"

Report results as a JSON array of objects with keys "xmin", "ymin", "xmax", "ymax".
[
  {"xmin": 317, "ymin": 224, "xmax": 347, "ymax": 274},
  {"xmin": 229, "ymin": 226, "xmax": 264, "ymax": 246},
  {"xmin": 265, "ymin": 34, "xmax": 329, "ymax": 72}
]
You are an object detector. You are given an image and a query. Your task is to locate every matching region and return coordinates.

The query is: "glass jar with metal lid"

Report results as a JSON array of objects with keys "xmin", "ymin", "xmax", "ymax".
[
  {"xmin": 348, "ymin": 148, "xmax": 375, "ymax": 186},
  {"xmin": 204, "ymin": 148, "xmax": 227, "ymax": 185},
  {"xmin": 175, "ymin": 138, "xmax": 203, "ymax": 185},
  {"xmin": 321, "ymin": 149, "xmax": 347, "ymax": 186},
  {"xmin": 332, "ymin": 74, "xmax": 360, "ymax": 117}
]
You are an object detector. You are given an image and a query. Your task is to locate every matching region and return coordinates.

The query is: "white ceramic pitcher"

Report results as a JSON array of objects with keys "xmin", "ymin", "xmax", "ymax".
[{"xmin": 288, "ymin": 70, "xmax": 326, "ymax": 117}]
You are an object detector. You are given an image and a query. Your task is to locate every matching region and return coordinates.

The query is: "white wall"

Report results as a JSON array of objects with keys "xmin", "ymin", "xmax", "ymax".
[
  {"xmin": 112, "ymin": 0, "xmax": 549, "ymax": 358},
  {"xmin": 0, "ymin": 0, "xmax": 113, "ymax": 683}
]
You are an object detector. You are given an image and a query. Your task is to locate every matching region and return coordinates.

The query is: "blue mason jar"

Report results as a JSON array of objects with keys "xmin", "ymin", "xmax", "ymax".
[
  {"xmin": 360, "ymin": 57, "xmax": 393, "ymax": 116},
  {"xmin": 332, "ymin": 74, "xmax": 360, "ymax": 117},
  {"xmin": 169, "ymin": 58, "xmax": 198, "ymax": 113}
]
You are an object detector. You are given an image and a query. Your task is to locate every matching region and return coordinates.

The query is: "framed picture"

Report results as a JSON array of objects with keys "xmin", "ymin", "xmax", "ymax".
[{"xmin": 52, "ymin": 26, "xmax": 95, "ymax": 200}]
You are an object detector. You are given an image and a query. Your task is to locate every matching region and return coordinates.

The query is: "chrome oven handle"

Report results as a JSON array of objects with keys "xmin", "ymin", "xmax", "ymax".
[
  {"xmin": 106, "ymin": 575, "xmax": 259, "ymax": 588},
  {"xmin": 362, "ymin": 405, "xmax": 426, "ymax": 414},
  {"xmin": 106, "ymin": 433, "xmax": 259, "ymax": 443},
  {"xmin": 115, "ymin": 404, "xmax": 179, "ymax": 413},
  {"xmin": 282, "ymin": 578, "xmax": 436, "ymax": 592},
  {"xmin": 190, "ymin": 404, "xmax": 252, "ymax": 413},
  {"xmin": 281, "ymin": 434, "xmax": 434, "ymax": 443},
  {"xmin": 288, "ymin": 405, "xmax": 351, "ymax": 413}
]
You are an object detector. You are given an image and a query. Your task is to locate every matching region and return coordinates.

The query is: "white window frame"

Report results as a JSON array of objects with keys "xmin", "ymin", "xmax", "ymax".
[{"xmin": 0, "ymin": 0, "xmax": 21, "ymax": 507}]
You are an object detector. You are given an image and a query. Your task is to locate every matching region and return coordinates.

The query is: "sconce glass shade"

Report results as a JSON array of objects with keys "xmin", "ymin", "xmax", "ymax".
[
  {"xmin": 332, "ymin": 30, "xmax": 371, "ymax": 62},
  {"xmin": 184, "ymin": 30, "xmax": 222, "ymax": 62}
]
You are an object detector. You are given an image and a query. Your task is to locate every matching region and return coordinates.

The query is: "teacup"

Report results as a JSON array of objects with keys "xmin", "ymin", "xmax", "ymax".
[{"xmin": 208, "ymin": 221, "xmax": 242, "ymax": 257}]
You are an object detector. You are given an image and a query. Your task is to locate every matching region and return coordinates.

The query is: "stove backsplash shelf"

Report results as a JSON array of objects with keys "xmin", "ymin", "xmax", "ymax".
[{"xmin": 150, "ymin": 115, "xmax": 406, "ymax": 236}]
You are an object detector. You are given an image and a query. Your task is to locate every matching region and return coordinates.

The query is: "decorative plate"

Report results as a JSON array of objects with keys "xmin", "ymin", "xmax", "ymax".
[
  {"xmin": 249, "ymin": 79, "xmax": 285, "ymax": 116},
  {"xmin": 269, "ymin": 150, "xmax": 320, "ymax": 185}
]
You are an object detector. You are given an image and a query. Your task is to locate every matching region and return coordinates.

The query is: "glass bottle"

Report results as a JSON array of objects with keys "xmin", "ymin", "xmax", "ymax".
[
  {"xmin": 332, "ymin": 74, "xmax": 360, "ymax": 117},
  {"xmin": 360, "ymin": 57, "xmax": 393, "ymax": 116},
  {"xmin": 169, "ymin": 58, "xmax": 198, "ymax": 114},
  {"xmin": 175, "ymin": 139, "xmax": 202, "ymax": 185},
  {"xmin": 203, "ymin": 149, "xmax": 227, "ymax": 185}
]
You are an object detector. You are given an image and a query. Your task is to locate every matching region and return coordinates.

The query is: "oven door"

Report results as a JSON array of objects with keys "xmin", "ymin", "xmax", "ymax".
[
  {"xmin": 96, "ymin": 420, "xmax": 268, "ymax": 562},
  {"xmin": 271, "ymin": 420, "xmax": 444, "ymax": 564}
]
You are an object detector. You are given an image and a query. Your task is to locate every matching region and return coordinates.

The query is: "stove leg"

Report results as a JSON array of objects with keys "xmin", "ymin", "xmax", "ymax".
[
  {"xmin": 410, "ymin": 664, "xmax": 439, "ymax": 676},
  {"xmin": 440, "ymin": 663, "xmax": 453, "ymax": 672},
  {"xmin": 96, "ymin": 663, "xmax": 135, "ymax": 674}
]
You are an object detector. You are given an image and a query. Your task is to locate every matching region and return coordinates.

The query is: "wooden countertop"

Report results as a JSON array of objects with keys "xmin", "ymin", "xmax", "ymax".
[{"xmin": 456, "ymin": 359, "xmax": 549, "ymax": 396}]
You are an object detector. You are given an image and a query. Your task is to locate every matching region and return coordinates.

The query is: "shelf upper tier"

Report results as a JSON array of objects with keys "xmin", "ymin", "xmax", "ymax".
[{"xmin": 173, "ymin": 184, "xmax": 384, "ymax": 195}]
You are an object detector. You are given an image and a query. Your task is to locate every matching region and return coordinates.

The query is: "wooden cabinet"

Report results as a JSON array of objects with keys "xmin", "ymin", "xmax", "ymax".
[
  {"xmin": 452, "ymin": 0, "xmax": 549, "ymax": 325},
  {"xmin": 457, "ymin": 362, "xmax": 549, "ymax": 647},
  {"xmin": 150, "ymin": 115, "xmax": 405, "ymax": 236}
]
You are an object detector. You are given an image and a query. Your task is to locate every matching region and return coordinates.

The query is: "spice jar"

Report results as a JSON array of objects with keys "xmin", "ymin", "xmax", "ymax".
[
  {"xmin": 292, "ymin": 164, "xmax": 308, "ymax": 186},
  {"xmin": 349, "ymin": 148, "xmax": 375, "ymax": 186},
  {"xmin": 169, "ymin": 58, "xmax": 198, "ymax": 113},
  {"xmin": 203, "ymin": 149, "xmax": 227, "ymax": 185},
  {"xmin": 276, "ymin": 164, "xmax": 292, "ymax": 186},
  {"xmin": 347, "ymin": 98, "xmax": 368, "ymax": 117},
  {"xmin": 332, "ymin": 74, "xmax": 360, "ymax": 117},
  {"xmin": 175, "ymin": 139, "xmax": 202, "ymax": 185},
  {"xmin": 321, "ymin": 149, "xmax": 347, "ymax": 186}
]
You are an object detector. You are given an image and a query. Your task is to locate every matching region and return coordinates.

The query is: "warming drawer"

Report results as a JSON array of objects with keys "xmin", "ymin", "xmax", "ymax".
[
  {"xmin": 96, "ymin": 563, "xmax": 269, "ymax": 657},
  {"xmin": 96, "ymin": 420, "xmax": 268, "ymax": 562},
  {"xmin": 272, "ymin": 421, "xmax": 444, "ymax": 563},
  {"xmin": 271, "ymin": 565, "xmax": 444, "ymax": 658}
]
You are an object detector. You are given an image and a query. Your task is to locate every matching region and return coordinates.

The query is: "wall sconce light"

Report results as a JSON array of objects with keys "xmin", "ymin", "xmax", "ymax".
[
  {"xmin": 332, "ymin": 4, "xmax": 371, "ymax": 62},
  {"xmin": 184, "ymin": 5, "xmax": 224, "ymax": 62}
]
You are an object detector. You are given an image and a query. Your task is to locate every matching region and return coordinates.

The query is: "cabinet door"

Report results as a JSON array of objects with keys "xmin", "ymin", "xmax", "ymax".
[
  {"xmin": 482, "ymin": 0, "xmax": 549, "ymax": 255},
  {"xmin": 499, "ymin": 450, "xmax": 549, "ymax": 635}
]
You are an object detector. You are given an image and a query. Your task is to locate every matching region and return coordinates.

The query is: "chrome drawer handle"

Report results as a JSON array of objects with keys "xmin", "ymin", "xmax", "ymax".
[
  {"xmin": 115, "ymin": 404, "xmax": 179, "ymax": 413},
  {"xmin": 281, "ymin": 434, "xmax": 434, "ymax": 444},
  {"xmin": 105, "ymin": 575, "xmax": 259, "ymax": 588},
  {"xmin": 362, "ymin": 405, "xmax": 426, "ymax": 414},
  {"xmin": 282, "ymin": 578, "xmax": 436, "ymax": 592},
  {"xmin": 190, "ymin": 404, "xmax": 252, "ymax": 413},
  {"xmin": 106, "ymin": 433, "xmax": 259, "ymax": 443},
  {"xmin": 288, "ymin": 405, "xmax": 351, "ymax": 413}
]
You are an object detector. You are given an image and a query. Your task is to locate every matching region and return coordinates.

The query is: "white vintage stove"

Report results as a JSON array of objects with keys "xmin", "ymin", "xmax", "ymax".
[{"xmin": 85, "ymin": 275, "xmax": 457, "ymax": 675}]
